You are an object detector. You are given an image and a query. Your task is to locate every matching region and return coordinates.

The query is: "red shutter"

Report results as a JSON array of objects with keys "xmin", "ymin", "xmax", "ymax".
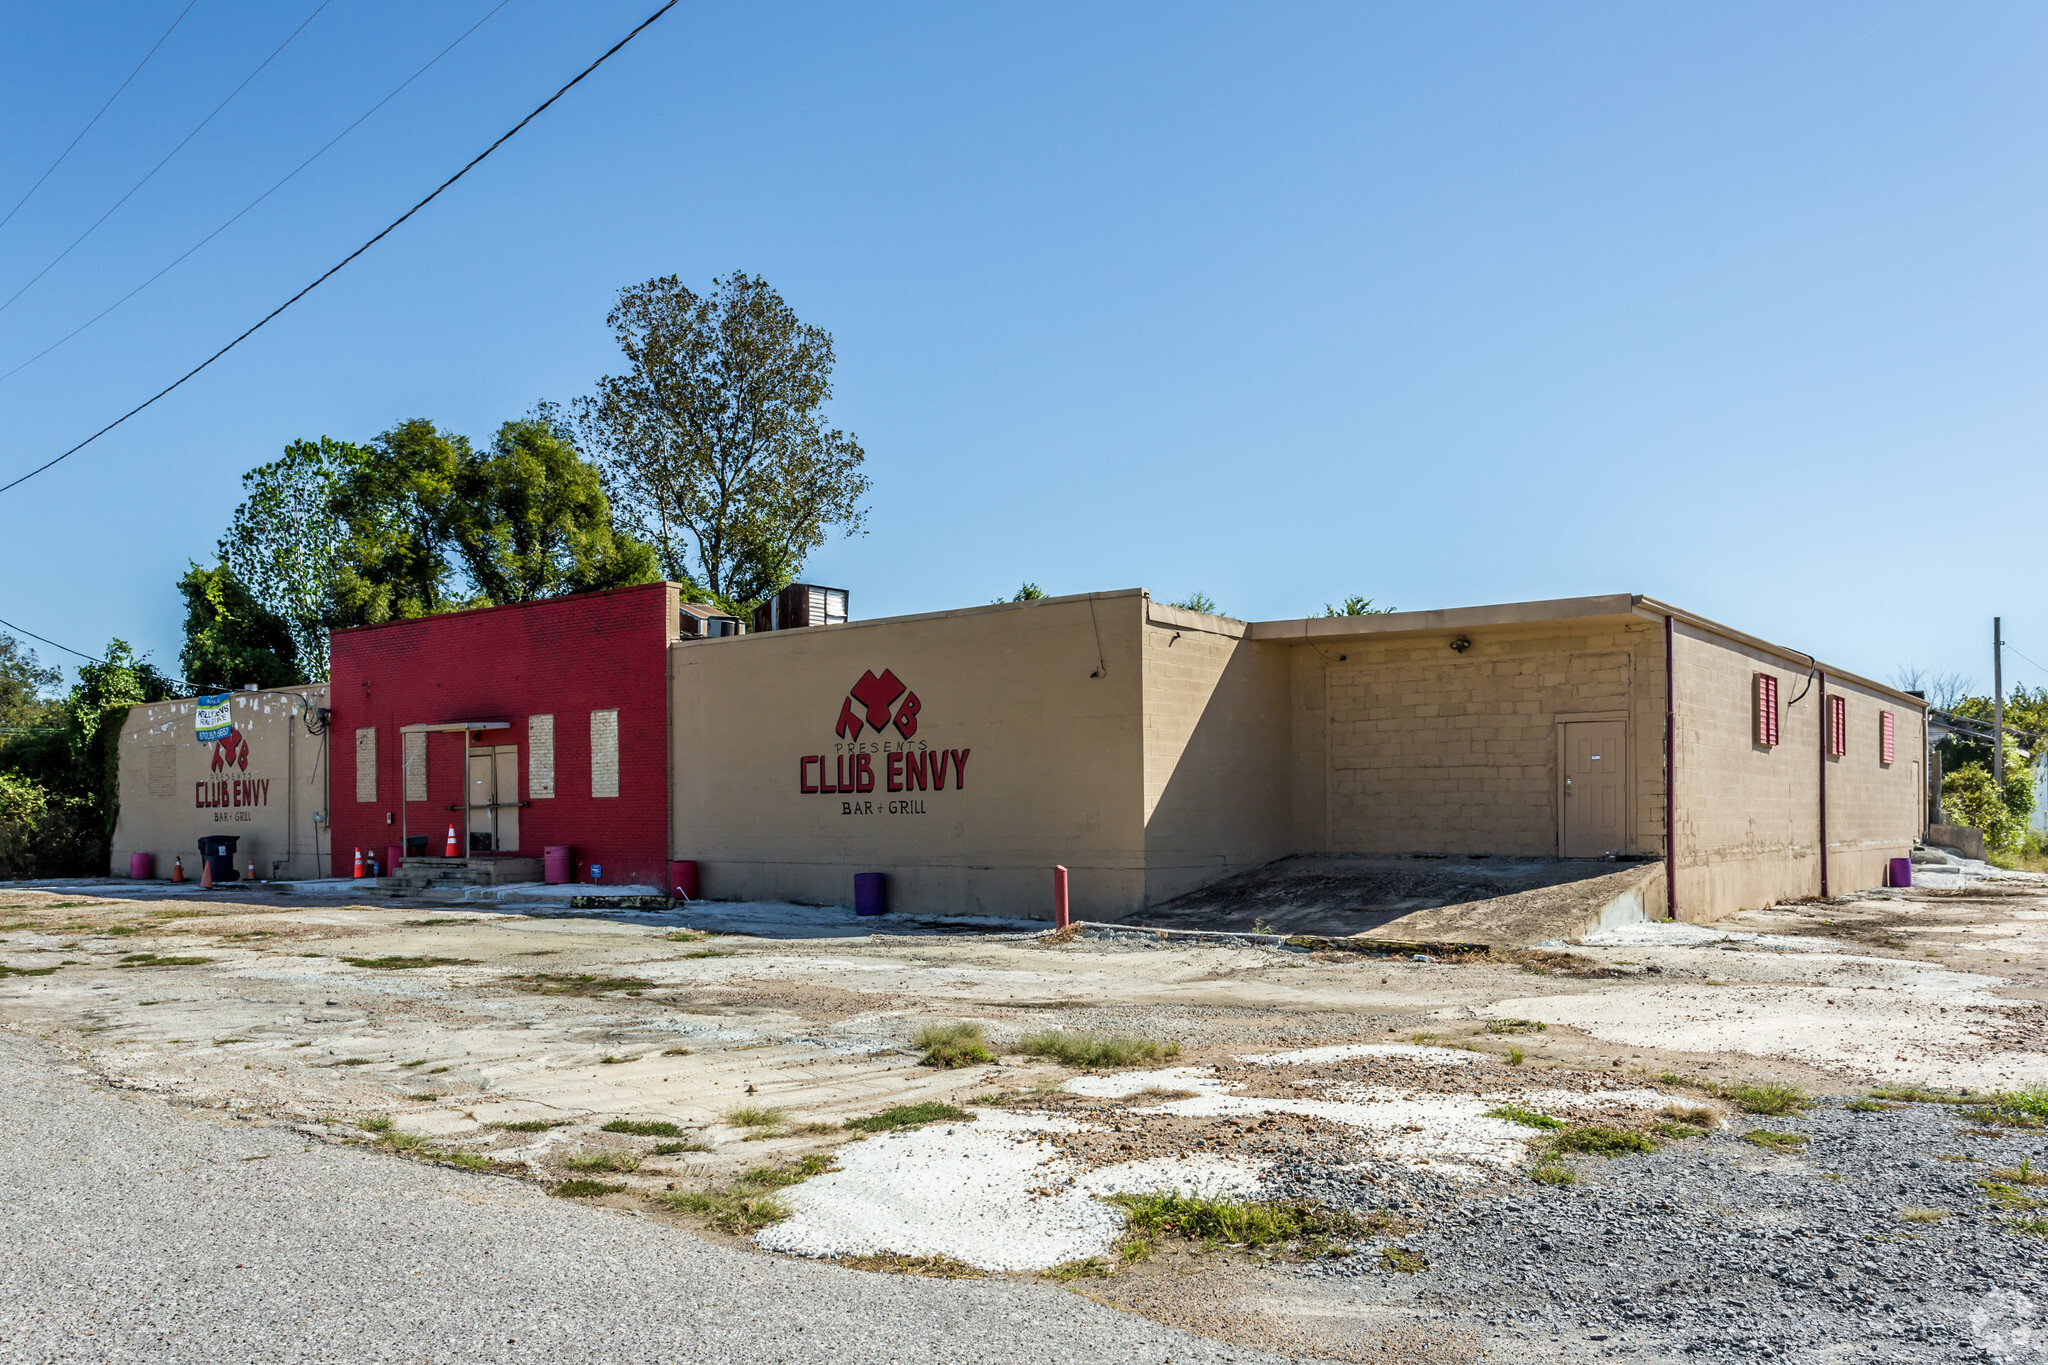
[
  {"xmin": 1880, "ymin": 710, "xmax": 1895, "ymax": 766},
  {"xmin": 1754, "ymin": 673, "xmax": 1779, "ymax": 747},
  {"xmin": 1827, "ymin": 695, "xmax": 1847, "ymax": 757}
]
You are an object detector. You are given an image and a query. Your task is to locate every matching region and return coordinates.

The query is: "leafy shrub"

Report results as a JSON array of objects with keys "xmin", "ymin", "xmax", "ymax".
[
  {"xmin": 913, "ymin": 1022, "xmax": 993, "ymax": 1068},
  {"xmin": 1551, "ymin": 1126, "xmax": 1656, "ymax": 1157}
]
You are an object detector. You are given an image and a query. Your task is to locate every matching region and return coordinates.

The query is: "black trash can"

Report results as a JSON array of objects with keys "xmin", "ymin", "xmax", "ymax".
[{"xmin": 196, "ymin": 835, "xmax": 241, "ymax": 883}]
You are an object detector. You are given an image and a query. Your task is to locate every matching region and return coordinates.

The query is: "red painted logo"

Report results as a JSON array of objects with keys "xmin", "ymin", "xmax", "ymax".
[
  {"xmin": 210, "ymin": 728, "xmax": 250, "ymax": 772},
  {"xmin": 836, "ymin": 669, "xmax": 920, "ymax": 740}
]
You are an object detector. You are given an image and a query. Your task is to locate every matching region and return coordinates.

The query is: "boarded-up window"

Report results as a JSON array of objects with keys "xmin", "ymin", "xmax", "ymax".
[
  {"xmin": 590, "ymin": 709, "xmax": 619, "ymax": 798},
  {"xmin": 1880, "ymin": 710, "xmax": 1896, "ymax": 766},
  {"xmin": 1827, "ymin": 695, "xmax": 1848, "ymax": 757},
  {"xmin": 529, "ymin": 714, "xmax": 555, "ymax": 798},
  {"xmin": 1753, "ymin": 673, "xmax": 1780, "ymax": 747},
  {"xmin": 355, "ymin": 727, "xmax": 377, "ymax": 802},
  {"xmin": 146, "ymin": 747, "xmax": 176, "ymax": 799},
  {"xmin": 402, "ymin": 731, "xmax": 427, "ymax": 803}
]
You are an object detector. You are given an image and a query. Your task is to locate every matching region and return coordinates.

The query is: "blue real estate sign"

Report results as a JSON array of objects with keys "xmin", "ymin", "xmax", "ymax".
[{"xmin": 194, "ymin": 693, "xmax": 233, "ymax": 744}]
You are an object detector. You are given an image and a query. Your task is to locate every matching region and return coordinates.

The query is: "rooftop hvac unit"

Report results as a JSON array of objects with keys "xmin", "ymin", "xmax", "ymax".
[
  {"xmin": 751, "ymin": 583, "xmax": 850, "ymax": 633},
  {"xmin": 679, "ymin": 603, "xmax": 743, "ymax": 638}
]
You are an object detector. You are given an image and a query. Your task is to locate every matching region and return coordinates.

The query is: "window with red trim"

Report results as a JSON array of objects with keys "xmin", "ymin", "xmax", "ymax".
[
  {"xmin": 1827, "ymin": 694, "xmax": 1847, "ymax": 757},
  {"xmin": 1754, "ymin": 673, "xmax": 1780, "ymax": 747},
  {"xmin": 1880, "ymin": 710, "xmax": 1895, "ymax": 766}
]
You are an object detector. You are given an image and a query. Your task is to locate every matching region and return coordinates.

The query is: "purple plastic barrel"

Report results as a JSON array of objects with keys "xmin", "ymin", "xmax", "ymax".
[
  {"xmin": 854, "ymin": 871, "xmax": 887, "ymax": 916},
  {"xmin": 544, "ymin": 846, "xmax": 572, "ymax": 885},
  {"xmin": 128, "ymin": 852, "xmax": 154, "ymax": 880},
  {"xmin": 1888, "ymin": 856, "xmax": 1912, "ymax": 889}
]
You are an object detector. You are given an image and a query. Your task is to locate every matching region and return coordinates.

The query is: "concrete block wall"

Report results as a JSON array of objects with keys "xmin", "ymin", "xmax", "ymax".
[
  {"xmin": 1298, "ymin": 621, "xmax": 1667, "ymax": 856},
  {"xmin": 1823, "ymin": 674, "xmax": 1926, "ymax": 896},
  {"xmin": 1138, "ymin": 601, "xmax": 1293, "ymax": 903}
]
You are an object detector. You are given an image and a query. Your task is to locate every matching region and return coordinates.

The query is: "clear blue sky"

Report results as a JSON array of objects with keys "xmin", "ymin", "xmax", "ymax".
[{"xmin": 2, "ymin": 1, "xmax": 2043, "ymax": 696}]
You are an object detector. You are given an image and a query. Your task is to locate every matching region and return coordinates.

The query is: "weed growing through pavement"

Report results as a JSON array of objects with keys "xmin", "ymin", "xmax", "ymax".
[
  {"xmin": 332, "ymin": 1058, "xmax": 374, "ymax": 1067},
  {"xmin": 1991, "ymin": 1158, "xmax": 2047, "ymax": 1186},
  {"xmin": 835, "ymin": 1253, "xmax": 984, "ymax": 1278},
  {"xmin": 1507, "ymin": 1047, "xmax": 1526, "ymax": 1066},
  {"xmin": 598, "ymin": 1055, "xmax": 628, "ymax": 1065},
  {"xmin": 1486, "ymin": 1019, "xmax": 1547, "ymax": 1034},
  {"xmin": 495, "ymin": 1119, "xmax": 569, "ymax": 1133},
  {"xmin": 212, "ymin": 1038, "xmax": 246, "ymax": 1046},
  {"xmin": 400, "ymin": 1059, "xmax": 428, "ymax": 1069},
  {"xmin": 553, "ymin": 1180, "xmax": 626, "ymax": 1198},
  {"xmin": 1529, "ymin": 1159, "xmax": 1576, "ymax": 1186},
  {"xmin": 724, "ymin": 1105, "xmax": 789, "ymax": 1130},
  {"xmin": 1846, "ymin": 1099, "xmax": 1890, "ymax": 1113},
  {"xmin": 1965, "ymin": 1085, "xmax": 2048, "ymax": 1129},
  {"xmin": 0, "ymin": 963, "xmax": 62, "ymax": 978},
  {"xmin": 1726, "ymin": 1083, "xmax": 1811, "ymax": 1116},
  {"xmin": 563, "ymin": 1151, "xmax": 641, "ymax": 1173},
  {"xmin": 1551, "ymin": 1126, "xmax": 1657, "ymax": 1157},
  {"xmin": 653, "ymin": 1140, "xmax": 713, "ymax": 1154},
  {"xmin": 1109, "ymin": 1190, "xmax": 1399, "ymax": 1256},
  {"xmin": 1742, "ymin": 1130, "xmax": 1810, "ymax": 1154},
  {"xmin": 512, "ymin": 973, "xmax": 655, "ymax": 997},
  {"xmin": 114, "ymin": 954, "xmax": 212, "ymax": 968},
  {"xmin": 1663, "ymin": 1105, "xmax": 1716, "ymax": 1129},
  {"xmin": 657, "ymin": 1156, "xmax": 835, "ymax": 1232},
  {"xmin": 1017, "ymin": 1030, "xmax": 1179, "ymax": 1069},
  {"xmin": 341, "ymin": 956, "xmax": 476, "ymax": 970},
  {"xmin": 602, "ymin": 1119, "xmax": 682, "ymax": 1137},
  {"xmin": 1485, "ymin": 1105, "xmax": 1563, "ymax": 1130},
  {"xmin": 1119, "ymin": 1238, "xmax": 1154, "ymax": 1263},
  {"xmin": 358, "ymin": 1116, "xmax": 394, "ymax": 1133},
  {"xmin": 1042, "ymin": 1257, "xmax": 1112, "ymax": 1281},
  {"xmin": 662, "ymin": 1047, "xmax": 693, "ymax": 1057},
  {"xmin": 845, "ymin": 1102, "xmax": 973, "ymax": 1133},
  {"xmin": 913, "ymin": 1022, "xmax": 994, "ymax": 1068}
]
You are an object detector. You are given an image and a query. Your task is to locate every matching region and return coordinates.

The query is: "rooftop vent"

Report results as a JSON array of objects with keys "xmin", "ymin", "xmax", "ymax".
[
  {"xmin": 679, "ymin": 603, "xmax": 743, "ymax": 638},
  {"xmin": 752, "ymin": 583, "xmax": 849, "ymax": 633}
]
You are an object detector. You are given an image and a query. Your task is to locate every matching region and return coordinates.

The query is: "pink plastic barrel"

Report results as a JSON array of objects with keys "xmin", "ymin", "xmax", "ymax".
[
  {"xmin": 128, "ymin": 852, "xmax": 154, "ymax": 880},
  {"xmin": 545, "ymin": 846, "xmax": 573, "ymax": 885},
  {"xmin": 670, "ymin": 860, "xmax": 700, "ymax": 900},
  {"xmin": 1888, "ymin": 856, "xmax": 1912, "ymax": 888}
]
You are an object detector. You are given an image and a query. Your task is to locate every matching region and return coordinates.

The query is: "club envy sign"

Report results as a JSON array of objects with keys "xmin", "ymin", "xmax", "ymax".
[
  {"xmin": 799, "ymin": 669, "xmax": 970, "ymax": 815},
  {"xmin": 193, "ymin": 696, "xmax": 270, "ymax": 817}
]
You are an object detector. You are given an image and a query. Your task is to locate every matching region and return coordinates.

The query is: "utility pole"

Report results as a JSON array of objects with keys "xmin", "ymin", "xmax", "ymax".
[{"xmin": 1995, "ymin": 616, "xmax": 2005, "ymax": 787}]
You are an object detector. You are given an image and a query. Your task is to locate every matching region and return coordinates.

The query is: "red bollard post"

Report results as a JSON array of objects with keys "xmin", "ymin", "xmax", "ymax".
[{"xmin": 1053, "ymin": 864, "xmax": 1070, "ymax": 929}]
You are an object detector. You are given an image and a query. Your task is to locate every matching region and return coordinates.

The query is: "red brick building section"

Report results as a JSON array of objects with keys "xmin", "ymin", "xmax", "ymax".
[{"xmin": 327, "ymin": 582, "xmax": 680, "ymax": 886}]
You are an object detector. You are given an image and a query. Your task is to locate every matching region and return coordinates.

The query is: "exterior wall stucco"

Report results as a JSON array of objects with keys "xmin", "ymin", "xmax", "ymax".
[
  {"xmin": 669, "ymin": 592, "xmax": 1148, "ymax": 920},
  {"xmin": 111, "ymin": 684, "xmax": 331, "ymax": 881},
  {"xmin": 1299, "ymin": 619, "xmax": 1667, "ymax": 856},
  {"xmin": 1139, "ymin": 602, "xmax": 1292, "ymax": 904}
]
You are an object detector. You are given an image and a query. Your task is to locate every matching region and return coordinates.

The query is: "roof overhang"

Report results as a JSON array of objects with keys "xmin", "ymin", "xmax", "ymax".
[{"xmin": 398, "ymin": 720, "xmax": 512, "ymax": 734}]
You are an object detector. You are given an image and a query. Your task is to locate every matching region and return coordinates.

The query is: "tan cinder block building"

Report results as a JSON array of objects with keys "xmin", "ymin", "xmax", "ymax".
[
  {"xmin": 111, "ymin": 684, "xmax": 332, "ymax": 882},
  {"xmin": 671, "ymin": 590, "xmax": 1926, "ymax": 923}
]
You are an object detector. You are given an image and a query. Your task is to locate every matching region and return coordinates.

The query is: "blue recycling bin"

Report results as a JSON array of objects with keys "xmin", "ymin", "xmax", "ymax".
[{"xmin": 854, "ymin": 872, "xmax": 887, "ymax": 916}]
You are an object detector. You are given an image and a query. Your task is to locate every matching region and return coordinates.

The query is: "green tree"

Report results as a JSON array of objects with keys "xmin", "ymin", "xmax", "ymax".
[
  {"xmin": 177, "ymin": 563, "xmax": 302, "ymax": 691},
  {"xmin": 449, "ymin": 415, "xmax": 659, "ymax": 603},
  {"xmin": 992, "ymin": 582, "xmax": 1047, "ymax": 604},
  {"xmin": 574, "ymin": 271, "xmax": 871, "ymax": 610},
  {"xmin": 1167, "ymin": 592, "xmax": 1220, "ymax": 614},
  {"xmin": 1941, "ymin": 741, "xmax": 2036, "ymax": 855},
  {"xmin": 1322, "ymin": 595, "xmax": 1396, "ymax": 617},
  {"xmin": 221, "ymin": 437, "xmax": 351, "ymax": 678},
  {"xmin": 0, "ymin": 632, "xmax": 60, "ymax": 734},
  {"xmin": 329, "ymin": 419, "xmax": 470, "ymax": 625}
]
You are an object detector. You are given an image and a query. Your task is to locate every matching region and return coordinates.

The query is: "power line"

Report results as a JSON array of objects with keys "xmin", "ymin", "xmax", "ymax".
[
  {"xmin": 0, "ymin": 0, "xmax": 515, "ymax": 388},
  {"xmin": 0, "ymin": 0, "xmax": 334, "ymax": 319},
  {"xmin": 0, "ymin": 0, "xmax": 682, "ymax": 500},
  {"xmin": 0, "ymin": 615, "xmax": 109, "ymax": 666},
  {"xmin": 2004, "ymin": 641, "xmax": 2048, "ymax": 679},
  {"xmin": 0, "ymin": 0, "xmax": 202, "ymax": 234}
]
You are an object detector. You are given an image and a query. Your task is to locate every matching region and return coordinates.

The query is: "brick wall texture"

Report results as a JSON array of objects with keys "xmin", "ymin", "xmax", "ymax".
[{"xmin": 327, "ymin": 582, "xmax": 678, "ymax": 886}]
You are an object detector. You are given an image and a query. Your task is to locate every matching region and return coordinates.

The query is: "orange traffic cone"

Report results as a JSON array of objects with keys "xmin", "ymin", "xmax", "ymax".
[
  {"xmin": 352, "ymin": 847, "xmax": 364, "ymax": 879},
  {"xmin": 171, "ymin": 855, "xmax": 184, "ymax": 883},
  {"xmin": 200, "ymin": 855, "xmax": 213, "ymax": 890},
  {"xmin": 444, "ymin": 824, "xmax": 460, "ymax": 858}
]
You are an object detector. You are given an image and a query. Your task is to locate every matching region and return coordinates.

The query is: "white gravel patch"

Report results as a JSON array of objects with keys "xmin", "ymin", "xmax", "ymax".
[
  {"xmin": 1146, "ymin": 1089, "xmax": 1535, "ymax": 1179},
  {"xmin": 1062, "ymin": 1067, "xmax": 1222, "ymax": 1098},
  {"xmin": 1078, "ymin": 1154, "xmax": 1265, "ymax": 1198},
  {"xmin": 1236, "ymin": 1042, "xmax": 1481, "ymax": 1067},
  {"xmin": 756, "ymin": 1123, "xmax": 1120, "ymax": 1270}
]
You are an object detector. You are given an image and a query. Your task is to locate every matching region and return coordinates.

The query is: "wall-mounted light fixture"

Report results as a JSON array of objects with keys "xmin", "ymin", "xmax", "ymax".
[{"xmin": 1449, "ymin": 635, "xmax": 1472, "ymax": 653}]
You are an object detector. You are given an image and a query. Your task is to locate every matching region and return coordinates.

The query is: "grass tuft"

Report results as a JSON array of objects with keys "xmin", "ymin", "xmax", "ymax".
[
  {"xmin": 1846, "ymin": 1098, "xmax": 1890, "ymax": 1113},
  {"xmin": 1380, "ymin": 1247, "xmax": 1427, "ymax": 1273},
  {"xmin": 1485, "ymin": 1105, "xmax": 1563, "ymax": 1130},
  {"xmin": 358, "ymin": 1115, "xmax": 393, "ymax": 1133},
  {"xmin": 836, "ymin": 1253, "xmax": 984, "ymax": 1278},
  {"xmin": 652, "ymin": 1139, "xmax": 713, "ymax": 1155},
  {"xmin": 2007, "ymin": 1218, "xmax": 2048, "ymax": 1238},
  {"xmin": 656, "ymin": 1156, "xmax": 833, "ymax": 1232},
  {"xmin": 1507, "ymin": 1046, "xmax": 1526, "ymax": 1066},
  {"xmin": 1742, "ymin": 1130, "xmax": 1810, "ymax": 1154},
  {"xmin": 512, "ymin": 973, "xmax": 655, "ymax": 997},
  {"xmin": 1725, "ymin": 1082, "xmax": 1812, "ymax": 1117},
  {"xmin": 844, "ymin": 1102, "xmax": 972, "ymax": 1133},
  {"xmin": 913, "ymin": 1022, "xmax": 994, "ymax": 1068},
  {"xmin": 1898, "ymin": 1207, "xmax": 1949, "ymax": 1223},
  {"xmin": 1110, "ymin": 1190, "xmax": 1401, "ymax": 1253},
  {"xmin": 601, "ymin": 1118, "xmax": 683, "ymax": 1137},
  {"xmin": 1017, "ymin": 1029, "xmax": 1179, "ymax": 1069},
  {"xmin": 562, "ymin": 1150, "xmax": 641, "ymax": 1173},
  {"xmin": 113, "ymin": 953, "xmax": 212, "ymax": 968},
  {"xmin": 495, "ymin": 1119, "xmax": 569, "ymax": 1133},
  {"xmin": 1869, "ymin": 1082, "xmax": 1976, "ymax": 1104},
  {"xmin": 552, "ymin": 1179, "xmax": 626, "ymax": 1198},
  {"xmin": 724, "ymin": 1105, "xmax": 788, "ymax": 1130},
  {"xmin": 1551, "ymin": 1126, "xmax": 1656, "ymax": 1157},
  {"xmin": 341, "ymin": 955, "xmax": 475, "ymax": 970},
  {"xmin": 1485, "ymin": 1018, "xmax": 1548, "ymax": 1034},
  {"xmin": 1529, "ymin": 1159, "xmax": 1576, "ymax": 1186},
  {"xmin": 1041, "ymin": 1257, "xmax": 1112, "ymax": 1281},
  {"xmin": 663, "ymin": 930, "xmax": 707, "ymax": 942}
]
